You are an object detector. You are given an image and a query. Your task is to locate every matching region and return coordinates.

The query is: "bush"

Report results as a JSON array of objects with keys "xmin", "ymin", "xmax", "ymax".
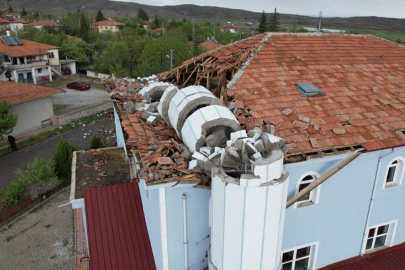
[
  {"xmin": 53, "ymin": 140, "xmax": 78, "ymax": 182},
  {"xmin": 90, "ymin": 136, "xmax": 103, "ymax": 149},
  {"xmin": 0, "ymin": 180, "xmax": 25, "ymax": 208},
  {"xmin": 16, "ymin": 157, "xmax": 56, "ymax": 185}
]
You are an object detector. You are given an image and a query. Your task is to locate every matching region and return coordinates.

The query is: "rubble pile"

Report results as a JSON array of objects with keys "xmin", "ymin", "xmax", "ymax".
[{"xmin": 188, "ymin": 127, "xmax": 288, "ymax": 173}]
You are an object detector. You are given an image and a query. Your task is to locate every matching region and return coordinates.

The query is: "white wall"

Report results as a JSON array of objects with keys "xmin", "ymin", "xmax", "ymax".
[{"xmin": 10, "ymin": 96, "xmax": 54, "ymax": 135}]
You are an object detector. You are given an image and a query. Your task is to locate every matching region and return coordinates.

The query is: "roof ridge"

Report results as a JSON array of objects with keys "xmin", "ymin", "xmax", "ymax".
[{"xmin": 226, "ymin": 32, "xmax": 272, "ymax": 90}]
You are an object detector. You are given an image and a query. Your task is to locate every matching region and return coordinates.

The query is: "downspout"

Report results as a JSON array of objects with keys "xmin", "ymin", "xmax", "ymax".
[
  {"xmin": 183, "ymin": 194, "xmax": 188, "ymax": 270},
  {"xmin": 360, "ymin": 148, "xmax": 396, "ymax": 255}
]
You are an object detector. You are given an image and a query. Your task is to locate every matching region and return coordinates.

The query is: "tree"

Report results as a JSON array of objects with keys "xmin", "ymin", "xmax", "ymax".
[
  {"xmin": 138, "ymin": 8, "xmax": 149, "ymax": 21},
  {"xmin": 153, "ymin": 14, "xmax": 160, "ymax": 27},
  {"xmin": 95, "ymin": 9, "xmax": 105, "ymax": 22},
  {"xmin": 257, "ymin": 10, "xmax": 268, "ymax": 33},
  {"xmin": 79, "ymin": 13, "xmax": 90, "ymax": 37},
  {"xmin": 59, "ymin": 38, "xmax": 93, "ymax": 65},
  {"xmin": 15, "ymin": 157, "xmax": 56, "ymax": 185},
  {"xmin": 20, "ymin": 7, "xmax": 28, "ymax": 17},
  {"xmin": 53, "ymin": 139, "xmax": 78, "ymax": 182},
  {"xmin": 292, "ymin": 18, "xmax": 297, "ymax": 32},
  {"xmin": 269, "ymin": 7, "xmax": 280, "ymax": 32},
  {"xmin": 94, "ymin": 41, "xmax": 132, "ymax": 74},
  {"xmin": 91, "ymin": 136, "xmax": 103, "ymax": 149},
  {"xmin": 0, "ymin": 180, "xmax": 25, "ymax": 208},
  {"xmin": 0, "ymin": 101, "xmax": 18, "ymax": 141}
]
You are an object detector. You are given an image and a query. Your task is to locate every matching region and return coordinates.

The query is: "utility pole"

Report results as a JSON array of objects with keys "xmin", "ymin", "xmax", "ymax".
[
  {"xmin": 192, "ymin": 18, "xmax": 195, "ymax": 40},
  {"xmin": 170, "ymin": 50, "xmax": 174, "ymax": 69},
  {"xmin": 318, "ymin": 11, "xmax": 322, "ymax": 33}
]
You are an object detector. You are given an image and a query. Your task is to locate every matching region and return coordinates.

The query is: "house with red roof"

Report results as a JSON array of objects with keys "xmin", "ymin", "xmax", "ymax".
[
  {"xmin": 73, "ymin": 33, "xmax": 405, "ymax": 270},
  {"xmin": 0, "ymin": 80, "xmax": 63, "ymax": 136},
  {"xmin": 141, "ymin": 20, "xmax": 151, "ymax": 29},
  {"xmin": 28, "ymin": 20, "xmax": 62, "ymax": 30},
  {"xmin": 0, "ymin": 14, "xmax": 28, "ymax": 31},
  {"xmin": 91, "ymin": 20, "xmax": 124, "ymax": 33},
  {"xmin": 222, "ymin": 24, "xmax": 238, "ymax": 33}
]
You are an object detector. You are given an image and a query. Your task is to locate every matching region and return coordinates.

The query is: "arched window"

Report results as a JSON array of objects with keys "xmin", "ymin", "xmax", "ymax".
[
  {"xmin": 384, "ymin": 159, "xmax": 404, "ymax": 188},
  {"xmin": 295, "ymin": 173, "xmax": 321, "ymax": 208},
  {"xmin": 297, "ymin": 175, "xmax": 315, "ymax": 203}
]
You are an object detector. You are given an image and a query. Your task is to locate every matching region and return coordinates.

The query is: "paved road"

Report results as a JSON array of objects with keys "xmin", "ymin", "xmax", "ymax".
[
  {"xmin": 0, "ymin": 190, "xmax": 75, "ymax": 270},
  {"xmin": 0, "ymin": 117, "xmax": 115, "ymax": 190}
]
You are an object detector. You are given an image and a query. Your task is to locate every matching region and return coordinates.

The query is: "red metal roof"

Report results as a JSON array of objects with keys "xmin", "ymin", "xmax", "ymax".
[
  {"xmin": 232, "ymin": 34, "xmax": 405, "ymax": 153},
  {"xmin": 84, "ymin": 182, "xmax": 156, "ymax": 270},
  {"xmin": 319, "ymin": 242, "xmax": 405, "ymax": 270}
]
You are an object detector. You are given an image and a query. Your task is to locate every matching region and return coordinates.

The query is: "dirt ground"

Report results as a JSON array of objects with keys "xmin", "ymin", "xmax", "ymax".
[{"xmin": 39, "ymin": 74, "xmax": 110, "ymax": 116}]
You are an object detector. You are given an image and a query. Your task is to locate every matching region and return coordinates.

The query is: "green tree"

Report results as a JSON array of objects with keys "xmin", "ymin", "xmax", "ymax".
[
  {"xmin": 94, "ymin": 41, "xmax": 132, "ymax": 74},
  {"xmin": 0, "ymin": 180, "xmax": 25, "ymax": 208},
  {"xmin": 153, "ymin": 14, "xmax": 160, "ymax": 27},
  {"xmin": 257, "ymin": 10, "xmax": 268, "ymax": 33},
  {"xmin": 79, "ymin": 13, "xmax": 90, "ymax": 37},
  {"xmin": 0, "ymin": 101, "xmax": 18, "ymax": 141},
  {"xmin": 20, "ymin": 7, "xmax": 27, "ymax": 16},
  {"xmin": 90, "ymin": 136, "xmax": 103, "ymax": 149},
  {"xmin": 192, "ymin": 37, "xmax": 204, "ymax": 57},
  {"xmin": 292, "ymin": 18, "xmax": 297, "ymax": 32},
  {"xmin": 95, "ymin": 9, "xmax": 105, "ymax": 22},
  {"xmin": 53, "ymin": 139, "xmax": 78, "ymax": 183},
  {"xmin": 16, "ymin": 157, "xmax": 56, "ymax": 185},
  {"xmin": 59, "ymin": 38, "xmax": 93, "ymax": 66},
  {"xmin": 138, "ymin": 8, "xmax": 149, "ymax": 21},
  {"xmin": 269, "ymin": 7, "xmax": 280, "ymax": 32}
]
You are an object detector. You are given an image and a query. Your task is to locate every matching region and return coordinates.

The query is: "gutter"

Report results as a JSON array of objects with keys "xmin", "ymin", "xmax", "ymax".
[
  {"xmin": 183, "ymin": 194, "xmax": 188, "ymax": 270},
  {"xmin": 286, "ymin": 149, "xmax": 362, "ymax": 208},
  {"xmin": 359, "ymin": 148, "xmax": 396, "ymax": 255}
]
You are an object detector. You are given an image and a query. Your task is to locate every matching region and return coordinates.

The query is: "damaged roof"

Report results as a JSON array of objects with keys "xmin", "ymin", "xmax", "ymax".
[{"xmin": 229, "ymin": 34, "xmax": 405, "ymax": 157}]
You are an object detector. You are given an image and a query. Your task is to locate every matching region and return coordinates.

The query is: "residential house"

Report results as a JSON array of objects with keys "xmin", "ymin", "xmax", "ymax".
[
  {"xmin": 222, "ymin": 24, "xmax": 238, "ymax": 33},
  {"xmin": 142, "ymin": 20, "xmax": 151, "ymax": 29},
  {"xmin": 91, "ymin": 20, "xmax": 124, "ymax": 33},
  {"xmin": 0, "ymin": 14, "xmax": 28, "ymax": 31},
  {"xmin": 105, "ymin": 15, "xmax": 115, "ymax": 21},
  {"xmin": 28, "ymin": 20, "xmax": 63, "ymax": 30},
  {"xmin": 150, "ymin": 27, "xmax": 164, "ymax": 35},
  {"xmin": 0, "ymin": 80, "xmax": 62, "ymax": 136},
  {"xmin": 72, "ymin": 33, "xmax": 405, "ymax": 270}
]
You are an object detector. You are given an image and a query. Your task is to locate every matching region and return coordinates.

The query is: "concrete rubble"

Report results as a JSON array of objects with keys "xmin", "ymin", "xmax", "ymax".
[{"xmin": 103, "ymin": 75, "xmax": 288, "ymax": 187}]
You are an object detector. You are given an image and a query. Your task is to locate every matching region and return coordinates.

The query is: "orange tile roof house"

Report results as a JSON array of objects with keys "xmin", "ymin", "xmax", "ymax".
[
  {"xmin": 0, "ymin": 37, "xmax": 63, "ymax": 84},
  {"xmin": 92, "ymin": 20, "xmax": 124, "ymax": 33},
  {"xmin": 28, "ymin": 20, "xmax": 62, "ymax": 29},
  {"xmin": 0, "ymin": 14, "xmax": 28, "ymax": 31},
  {"xmin": 0, "ymin": 80, "xmax": 63, "ymax": 136}
]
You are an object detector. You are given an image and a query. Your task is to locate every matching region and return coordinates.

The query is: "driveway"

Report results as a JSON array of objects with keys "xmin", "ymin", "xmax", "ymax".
[
  {"xmin": 39, "ymin": 74, "xmax": 110, "ymax": 116},
  {"xmin": 0, "ymin": 190, "xmax": 75, "ymax": 270}
]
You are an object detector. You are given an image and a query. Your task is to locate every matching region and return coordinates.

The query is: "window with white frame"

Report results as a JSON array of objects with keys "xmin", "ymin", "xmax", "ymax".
[
  {"xmin": 282, "ymin": 245, "xmax": 313, "ymax": 270},
  {"xmin": 365, "ymin": 221, "xmax": 397, "ymax": 252},
  {"xmin": 384, "ymin": 159, "xmax": 403, "ymax": 187},
  {"xmin": 296, "ymin": 174, "xmax": 320, "ymax": 208}
]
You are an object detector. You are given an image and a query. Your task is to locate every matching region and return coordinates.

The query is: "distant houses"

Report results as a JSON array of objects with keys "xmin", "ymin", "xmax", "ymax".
[
  {"xmin": 91, "ymin": 20, "xmax": 125, "ymax": 33},
  {"xmin": 222, "ymin": 24, "xmax": 238, "ymax": 33}
]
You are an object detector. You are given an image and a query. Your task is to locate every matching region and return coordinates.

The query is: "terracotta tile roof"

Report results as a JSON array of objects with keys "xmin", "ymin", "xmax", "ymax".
[
  {"xmin": 28, "ymin": 20, "xmax": 62, "ymax": 27},
  {"xmin": 0, "ymin": 38, "xmax": 59, "ymax": 57},
  {"xmin": 92, "ymin": 20, "xmax": 124, "ymax": 27},
  {"xmin": 142, "ymin": 21, "xmax": 151, "ymax": 25},
  {"xmin": 222, "ymin": 25, "xmax": 238, "ymax": 30},
  {"xmin": 84, "ymin": 182, "xmax": 157, "ymax": 270},
  {"xmin": 150, "ymin": 27, "xmax": 163, "ymax": 34},
  {"xmin": 231, "ymin": 34, "xmax": 405, "ymax": 154},
  {"xmin": 0, "ymin": 14, "xmax": 27, "ymax": 24},
  {"xmin": 0, "ymin": 81, "xmax": 63, "ymax": 105},
  {"xmin": 318, "ymin": 242, "xmax": 405, "ymax": 270}
]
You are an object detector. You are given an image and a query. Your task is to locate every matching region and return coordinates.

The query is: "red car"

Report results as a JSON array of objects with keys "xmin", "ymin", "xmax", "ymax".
[{"xmin": 66, "ymin": 81, "xmax": 91, "ymax": 91}]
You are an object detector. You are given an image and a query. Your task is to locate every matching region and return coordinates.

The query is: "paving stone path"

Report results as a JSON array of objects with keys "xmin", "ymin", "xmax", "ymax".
[{"xmin": 0, "ymin": 190, "xmax": 75, "ymax": 270}]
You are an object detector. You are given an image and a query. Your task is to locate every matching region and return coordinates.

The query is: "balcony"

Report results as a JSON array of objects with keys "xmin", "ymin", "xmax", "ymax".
[{"xmin": 3, "ymin": 60, "xmax": 47, "ymax": 70}]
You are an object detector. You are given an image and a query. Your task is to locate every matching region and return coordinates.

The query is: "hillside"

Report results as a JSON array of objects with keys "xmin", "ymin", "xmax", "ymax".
[{"xmin": 4, "ymin": 0, "xmax": 405, "ymax": 31}]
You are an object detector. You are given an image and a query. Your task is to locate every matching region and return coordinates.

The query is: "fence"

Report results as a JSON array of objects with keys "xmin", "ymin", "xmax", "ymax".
[
  {"xmin": 86, "ymin": 70, "xmax": 110, "ymax": 80},
  {"xmin": 0, "ymin": 191, "xmax": 31, "ymax": 223}
]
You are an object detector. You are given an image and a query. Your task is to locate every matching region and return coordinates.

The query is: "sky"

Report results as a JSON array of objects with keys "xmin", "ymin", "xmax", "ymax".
[{"xmin": 112, "ymin": 0, "xmax": 405, "ymax": 19}]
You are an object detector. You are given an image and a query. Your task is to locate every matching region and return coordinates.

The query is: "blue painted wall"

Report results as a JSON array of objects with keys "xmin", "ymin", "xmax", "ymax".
[
  {"xmin": 165, "ymin": 186, "xmax": 211, "ymax": 270},
  {"xmin": 283, "ymin": 147, "xmax": 405, "ymax": 268},
  {"xmin": 139, "ymin": 182, "xmax": 211, "ymax": 270}
]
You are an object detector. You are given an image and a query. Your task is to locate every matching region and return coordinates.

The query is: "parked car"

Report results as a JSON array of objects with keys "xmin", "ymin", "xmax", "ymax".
[{"xmin": 66, "ymin": 81, "xmax": 91, "ymax": 91}]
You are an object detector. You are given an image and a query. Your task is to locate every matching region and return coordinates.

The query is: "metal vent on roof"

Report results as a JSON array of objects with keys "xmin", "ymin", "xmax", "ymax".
[
  {"xmin": 1, "ymin": 36, "xmax": 23, "ymax": 46},
  {"xmin": 296, "ymin": 83, "xmax": 325, "ymax": 97}
]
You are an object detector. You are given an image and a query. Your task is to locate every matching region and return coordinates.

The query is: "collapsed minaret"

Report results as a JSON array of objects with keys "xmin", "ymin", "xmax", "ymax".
[{"xmin": 140, "ymin": 82, "xmax": 290, "ymax": 270}]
